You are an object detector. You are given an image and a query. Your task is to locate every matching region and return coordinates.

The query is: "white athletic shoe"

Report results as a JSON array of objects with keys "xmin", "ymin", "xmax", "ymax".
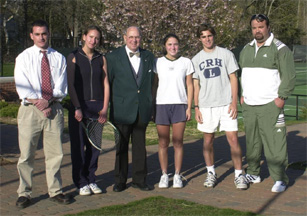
[
  {"xmin": 234, "ymin": 174, "xmax": 249, "ymax": 190},
  {"xmin": 89, "ymin": 183, "xmax": 102, "ymax": 194},
  {"xmin": 79, "ymin": 185, "xmax": 91, "ymax": 196},
  {"xmin": 271, "ymin": 181, "xmax": 287, "ymax": 193},
  {"xmin": 158, "ymin": 173, "xmax": 169, "ymax": 188},
  {"xmin": 204, "ymin": 171, "xmax": 217, "ymax": 188},
  {"xmin": 173, "ymin": 174, "xmax": 183, "ymax": 189},
  {"xmin": 245, "ymin": 174, "xmax": 261, "ymax": 183}
]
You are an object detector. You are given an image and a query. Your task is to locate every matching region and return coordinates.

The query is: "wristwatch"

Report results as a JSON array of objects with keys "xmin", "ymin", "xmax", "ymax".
[
  {"xmin": 194, "ymin": 105, "xmax": 199, "ymax": 109},
  {"xmin": 278, "ymin": 96, "xmax": 287, "ymax": 100}
]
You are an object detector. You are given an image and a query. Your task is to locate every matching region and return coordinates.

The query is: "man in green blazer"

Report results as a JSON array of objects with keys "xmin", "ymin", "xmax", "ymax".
[{"xmin": 106, "ymin": 26, "xmax": 155, "ymax": 192}]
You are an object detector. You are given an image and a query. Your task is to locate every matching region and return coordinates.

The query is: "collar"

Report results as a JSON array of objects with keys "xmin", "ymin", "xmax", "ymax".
[
  {"xmin": 164, "ymin": 55, "xmax": 181, "ymax": 62},
  {"xmin": 125, "ymin": 46, "xmax": 140, "ymax": 57},
  {"xmin": 78, "ymin": 47, "xmax": 101, "ymax": 59},
  {"xmin": 249, "ymin": 33, "xmax": 274, "ymax": 47},
  {"xmin": 33, "ymin": 44, "xmax": 50, "ymax": 54}
]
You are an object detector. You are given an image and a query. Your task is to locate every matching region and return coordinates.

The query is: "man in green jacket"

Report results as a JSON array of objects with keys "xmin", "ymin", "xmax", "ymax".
[
  {"xmin": 239, "ymin": 14, "xmax": 296, "ymax": 193},
  {"xmin": 106, "ymin": 26, "xmax": 155, "ymax": 192}
]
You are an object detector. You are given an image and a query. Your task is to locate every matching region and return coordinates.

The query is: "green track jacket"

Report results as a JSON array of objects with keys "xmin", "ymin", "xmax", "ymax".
[{"xmin": 239, "ymin": 33, "xmax": 296, "ymax": 105}]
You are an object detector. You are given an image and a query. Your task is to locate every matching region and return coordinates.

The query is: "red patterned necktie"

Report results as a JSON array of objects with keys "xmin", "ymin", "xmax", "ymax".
[{"xmin": 41, "ymin": 51, "xmax": 53, "ymax": 100}]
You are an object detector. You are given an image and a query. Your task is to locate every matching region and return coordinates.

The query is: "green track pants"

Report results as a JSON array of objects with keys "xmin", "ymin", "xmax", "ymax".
[{"xmin": 242, "ymin": 100, "xmax": 289, "ymax": 184}]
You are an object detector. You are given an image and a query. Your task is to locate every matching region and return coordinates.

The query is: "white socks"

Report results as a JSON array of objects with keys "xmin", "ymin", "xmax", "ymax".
[
  {"xmin": 206, "ymin": 165, "xmax": 215, "ymax": 175},
  {"xmin": 235, "ymin": 169, "xmax": 243, "ymax": 178},
  {"xmin": 207, "ymin": 167, "xmax": 243, "ymax": 178}
]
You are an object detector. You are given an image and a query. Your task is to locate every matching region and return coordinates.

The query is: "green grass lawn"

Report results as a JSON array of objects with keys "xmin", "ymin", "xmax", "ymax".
[
  {"xmin": 286, "ymin": 62, "xmax": 307, "ymax": 119},
  {"xmin": 65, "ymin": 196, "xmax": 257, "ymax": 216},
  {"xmin": 2, "ymin": 63, "xmax": 15, "ymax": 77},
  {"xmin": 293, "ymin": 62, "xmax": 307, "ymax": 95}
]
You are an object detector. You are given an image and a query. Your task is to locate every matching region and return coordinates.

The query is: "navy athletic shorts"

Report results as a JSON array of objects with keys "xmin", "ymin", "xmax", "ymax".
[{"xmin": 155, "ymin": 104, "xmax": 187, "ymax": 125}]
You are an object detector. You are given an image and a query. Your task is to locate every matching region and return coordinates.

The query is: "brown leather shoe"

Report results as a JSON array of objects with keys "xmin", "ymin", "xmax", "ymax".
[
  {"xmin": 49, "ymin": 193, "xmax": 70, "ymax": 204},
  {"xmin": 16, "ymin": 196, "xmax": 31, "ymax": 208}
]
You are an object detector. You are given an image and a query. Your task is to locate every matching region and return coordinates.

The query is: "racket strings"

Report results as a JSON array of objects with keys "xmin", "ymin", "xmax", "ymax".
[
  {"xmin": 83, "ymin": 119, "xmax": 120, "ymax": 152},
  {"xmin": 87, "ymin": 121, "xmax": 104, "ymax": 149},
  {"xmin": 100, "ymin": 123, "xmax": 120, "ymax": 152},
  {"xmin": 113, "ymin": 129, "xmax": 120, "ymax": 147}
]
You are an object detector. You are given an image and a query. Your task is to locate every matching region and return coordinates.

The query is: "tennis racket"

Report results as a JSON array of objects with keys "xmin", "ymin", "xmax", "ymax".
[{"xmin": 80, "ymin": 118, "xmax": 120, "ymax": 153}]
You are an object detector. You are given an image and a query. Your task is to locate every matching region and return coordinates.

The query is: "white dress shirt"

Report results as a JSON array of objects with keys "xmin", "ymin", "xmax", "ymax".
[
  {"xmin": 14, "ymin": 45, "xmax": 67, "ymax": 105},
  {"xmin": 125, "ymin": 46, "xmax": 141, "ymax": 74}
]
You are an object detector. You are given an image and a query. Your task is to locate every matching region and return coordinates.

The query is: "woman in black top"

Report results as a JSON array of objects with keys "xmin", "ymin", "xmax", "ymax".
[{"xmin": 67, "ymin": 26, "xmax": 109, "ymax": 195}]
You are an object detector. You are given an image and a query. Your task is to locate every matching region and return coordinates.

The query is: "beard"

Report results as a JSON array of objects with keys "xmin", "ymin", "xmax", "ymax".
[
  {"xmin": 255, "ymin": 33, "xmax": 264, "ymax": 40},
  {"xmin": 254, "ymin": 33, "xmax": 266, "ymax": 43}
]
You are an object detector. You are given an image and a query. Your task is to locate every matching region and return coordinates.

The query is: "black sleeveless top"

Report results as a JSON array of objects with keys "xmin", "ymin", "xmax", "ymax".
[{"xmin": 67, "ymin": 48, "xmax": 104, "ymax": 108}]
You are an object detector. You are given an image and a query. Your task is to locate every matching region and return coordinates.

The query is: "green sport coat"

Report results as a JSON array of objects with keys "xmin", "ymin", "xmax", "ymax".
[{"xmin": 106, "ymin": 46, "xmax": 155, "ymax": 124}]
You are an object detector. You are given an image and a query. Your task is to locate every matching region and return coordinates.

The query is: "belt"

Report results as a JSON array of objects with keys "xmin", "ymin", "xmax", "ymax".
[{"xmin": 24, "ymin": 101, "xmax": 58, "ymax": 106}]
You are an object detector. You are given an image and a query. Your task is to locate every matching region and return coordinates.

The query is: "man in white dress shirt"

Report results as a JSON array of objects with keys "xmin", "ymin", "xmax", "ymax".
[{"xmin": 14, "ymin": 19, "xmax": 70, "ymax": 208}]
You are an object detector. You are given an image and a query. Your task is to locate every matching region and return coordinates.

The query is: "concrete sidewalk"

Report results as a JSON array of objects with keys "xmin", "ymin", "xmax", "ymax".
[{"xmin": 0, "ymin": 123, "xmax": 306, "ymax": 216}]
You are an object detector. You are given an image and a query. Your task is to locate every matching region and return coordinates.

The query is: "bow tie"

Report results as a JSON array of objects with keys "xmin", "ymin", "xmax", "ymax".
[{"xmin": 129, "ymin": 52, "xmax": 140, "ymax": 57}]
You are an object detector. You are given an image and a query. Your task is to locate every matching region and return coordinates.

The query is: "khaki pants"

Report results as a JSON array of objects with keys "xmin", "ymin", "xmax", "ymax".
[
  {"xmin": 17, "ymin": 103, "xmax": 64, "ymax": 197},
  {"xmin": 242, "ymin": 101, "xmax": 289, "ymax": 184}
]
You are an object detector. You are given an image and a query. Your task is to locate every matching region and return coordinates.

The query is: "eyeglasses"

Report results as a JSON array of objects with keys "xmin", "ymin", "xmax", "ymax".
[{"xmin": 250, "ymin": 14, "xmax": 269, "ymax": 25}]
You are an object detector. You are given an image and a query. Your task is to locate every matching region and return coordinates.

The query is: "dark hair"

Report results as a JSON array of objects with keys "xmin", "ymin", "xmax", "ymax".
[
  {"xmin": 163, "ymin": 33, "xmax": 180, "ymax": 45},
  {"xmin": 31, "ymin": 20, "xmax": 49, "ymax": 33},
  {"xmin": 162, "ymin": 33, "xmax": 180, "ymax": 55},
  {"xmin": 196, "ymin": 23, "xmax": 216, "ymax": 38},
  {"xmin": 250, "ymin": 14, "xmax": 270, "ymax": 27},
  {"xmin": 84, "ymin": 25, "xmax": 102, "ymax": 37},
  {"xmin": 83, "ymin": 25, "xmax": 103, "ymax": 46}
]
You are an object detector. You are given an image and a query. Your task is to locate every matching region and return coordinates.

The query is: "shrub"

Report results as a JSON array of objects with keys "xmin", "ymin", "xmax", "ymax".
[
  {"xmin": 0, "ymin": 103, "xmax": 19, "ymax": 118},
  {"xmin": 0, "ymin": 101, "xmax": 8, "ymax": 109},
  {"xmin": 61, "ymin": 96, "xmax": 71, "ymax": 110}
]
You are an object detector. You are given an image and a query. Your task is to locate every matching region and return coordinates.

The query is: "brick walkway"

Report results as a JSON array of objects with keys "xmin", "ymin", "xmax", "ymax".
[{"xmin": 0, "ymin": 123, "xmax": 306, "ymax": 215}]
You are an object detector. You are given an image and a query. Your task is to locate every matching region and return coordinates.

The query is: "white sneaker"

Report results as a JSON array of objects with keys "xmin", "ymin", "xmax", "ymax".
[
  {"xmin": 79, "ymin": 185, "xmax": 91, "ymax": 196},
  {"xmin": 204, "ymin": 171, "xmax": 217, "ymax": 188},
  {"xmin": 158, "ymin": 173, "xmax": 169, "ymax": 188},
  {"xmin": 245, "ymin": 174, "xmax": 261, "ymax": 183},
  {"xmin": 234, "ymin": 174, "xmax": 249, "ymax": 190},
  {"xmin": 271, "ymin": 181, "xmax": 287, "ymax": 193},
  {"xmin": 89, "ymin": 183, "xmax": 102, "ymax": 194},
  {"xmin": 173, "ymin": 174, "xmax": 183, "ymax": 189}
]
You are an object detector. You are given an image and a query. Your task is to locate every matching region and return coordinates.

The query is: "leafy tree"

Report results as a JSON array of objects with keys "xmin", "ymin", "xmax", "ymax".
[
  {"xmin": 97, "ymin": 0, "xmax": 243, "ymax": 57},
  {"xmin": 1, "ymin": 0, "xmax": 305, "ymax": 64},
  {"xmin": 235, "ymin": 0, "xmax": 304, "ymax": 47}
]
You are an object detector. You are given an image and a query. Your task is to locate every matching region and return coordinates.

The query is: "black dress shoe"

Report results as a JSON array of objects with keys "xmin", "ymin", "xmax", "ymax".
[
  {"xmin": 131, "ymin": 183, "xmax": 153, "ymax": 191},
  {"xmin": 49, "ymin": 193, "xmax": 70, "ymax": 204},
  {"xmin": 113, "ymin": 183, "xmax": 126, "ymax": 192},
  {"xmin": 16, "ymin": 196, "xmax": 31, "ymax": 208}
]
